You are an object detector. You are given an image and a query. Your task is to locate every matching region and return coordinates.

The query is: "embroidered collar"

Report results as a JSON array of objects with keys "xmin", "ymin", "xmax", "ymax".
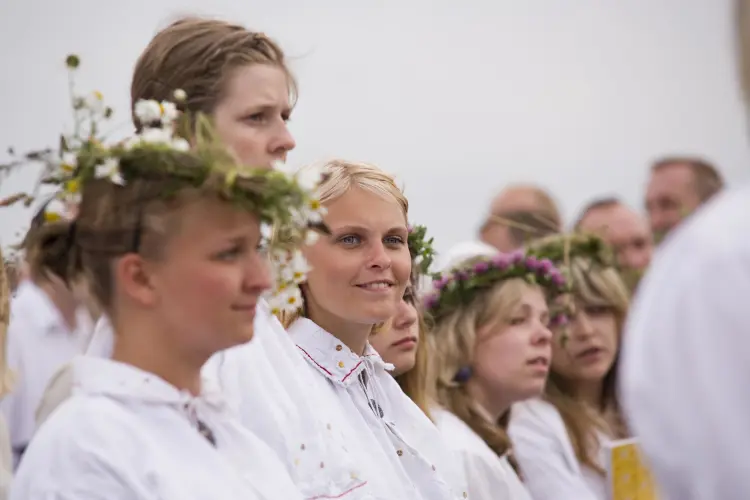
[
  {"xmin": 288, "ymin": 318, "xmax": 394, "ymax": 387},
  {"xmin": 72, "ymin": 356, "xmax": 227, "ymax": 412}
]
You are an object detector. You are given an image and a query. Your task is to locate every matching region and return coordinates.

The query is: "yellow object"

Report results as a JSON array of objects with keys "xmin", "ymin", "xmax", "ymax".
[{"xmin": 605, "ymin": 438, "xmax": 660, "ymax": 500}]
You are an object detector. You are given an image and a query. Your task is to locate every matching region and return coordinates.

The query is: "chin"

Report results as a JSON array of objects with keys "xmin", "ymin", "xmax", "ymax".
[
  {"xmin": 390, "ymin": 354, "xmax": 417, "ymax": 377},
  {"xmin": 347, "ymin": 303, "xmax": 397, "ymax": 325}
]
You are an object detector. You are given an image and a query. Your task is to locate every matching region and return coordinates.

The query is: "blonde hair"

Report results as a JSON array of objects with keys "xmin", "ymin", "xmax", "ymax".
[
  {"xmin": 0, "ymin": 247, "xmax": 16, "ymax": 397},
  {"xmin": 545, "ymin": 256, "xmax": 630, "ymax": 475},
  {"xmin": 429, "ymin": 270, "xmax": 537, "ymax": 464},
  {"xmin": 277, "ymin": 159, "xmax": 408, "ymax": 328}
]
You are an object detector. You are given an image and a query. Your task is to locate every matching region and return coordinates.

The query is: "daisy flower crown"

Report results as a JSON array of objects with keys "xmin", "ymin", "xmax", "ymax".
[
  {"xmin": 407, "ymin": 224, "xmax": 436, "ymax": 277},
  {"xmin": 423, "ymin": 250, "xmax": 570, "ymax": 323},
  {"xmin": 0, "ymin": 55, "xmax": 325, "ymax": 314}
]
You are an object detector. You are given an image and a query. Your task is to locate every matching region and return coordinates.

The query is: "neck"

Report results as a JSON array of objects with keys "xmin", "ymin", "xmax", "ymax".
[
  {"xmin": 305, "ymin": 299, "xmax": 371, "ymax": 355},
  {"xmin": 573, "ymin": 379, "xmax": 605, "ymax": 411},
  {"xmin": 466, "ymin": 379, "xmax": 513, "ymax": 422},
  {"xmin": 39, "ymin": 280, "xmax": 78, "ymax": 330},
  {"xmin": 110, "ymin": 313, "xmax": 204, "ymax": 396}
]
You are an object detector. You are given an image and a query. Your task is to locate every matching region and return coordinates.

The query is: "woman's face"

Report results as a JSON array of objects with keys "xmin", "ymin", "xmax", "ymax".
[
  {"xmin": 213, "ymin": 64, "xmax": 296, "ymax": 168},
  {"xmin": 369, "ymin": 286, "xmax": 419, "ymax": 376},
  {"xmin": 550, "ymin": 297, "xmax": 619, "ymax": 383},
  {"xmin": 120, "ymin": 198, "xmax": 272, "ymax": 358},
  {"xmin": 472, "ymin": 284, "xmax": 552, "ymax": 404},
  {"xmin": 303, "ymin": 186, "xmax": 411, "ymax": 330}
]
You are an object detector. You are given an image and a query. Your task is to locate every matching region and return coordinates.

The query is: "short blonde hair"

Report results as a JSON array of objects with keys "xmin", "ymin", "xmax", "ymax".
[{"xmin": 277, "ymin": 159, "xmax": 408, "ymax": 328}]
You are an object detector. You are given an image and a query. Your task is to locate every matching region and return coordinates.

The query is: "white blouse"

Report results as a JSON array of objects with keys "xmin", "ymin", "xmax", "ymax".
[
  {"xmin": 1, "ymin": 281, "xmax": 93, "ymax": 467},
  {"xmin": 11, "ymin": 357, "xmax": 303, "ymax": 500},
  {"xmin": 282, "ymin": 318, "xmax": 468, "ymax": 500},
  {"xmin": 433, "ymin": 407, "xmax": 530, "ymax": 500},
  {"xmin": 509, "ymin": 399, "xmax": 606, "ymax": 500}
]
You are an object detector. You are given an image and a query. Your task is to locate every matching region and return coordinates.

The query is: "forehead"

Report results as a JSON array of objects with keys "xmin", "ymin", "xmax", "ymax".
[
  {"xmin": 492, "ymin": 189, "xmax": 541, "ymax": 213},
  {"xmin": 173, "ymin": 197, "xmax": 260, "ymax": 237},
  {"xmin": 582, "ymin": 205, "xmax": 646, "ymax": 237},
  {"xmin": 648, "ymin": 164, "xmax": 695, "ymax": 194},
  {"xmin": 325, "ymin": 186, "xmax": 407, "ymax": 228},
  {"xmin": 221, "ymin": 64, "xmax": 290, "ymax": 109}
]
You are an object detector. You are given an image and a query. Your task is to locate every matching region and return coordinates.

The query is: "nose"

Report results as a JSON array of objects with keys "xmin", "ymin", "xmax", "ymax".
[
  {"xmin": 367, "ymin": 241, "xmax": 392, "ymax": 270},
  {"xmin": 393, "ymin": 299, "xmax": 418, "ymax": 331},
  {"xmin": 572, "ymin": 311, "xmax": 595, "ymax": 339},
  {"xmin": 244, "ymin": 252, "xmax": 273, "ymax": 294},
  {"xmin": 532, "ymin": 320, "xmax": 553, "ymax": 345},
  {"xmin": 268, "ymin": 120, "xmax": 296, "ymax": 161}
]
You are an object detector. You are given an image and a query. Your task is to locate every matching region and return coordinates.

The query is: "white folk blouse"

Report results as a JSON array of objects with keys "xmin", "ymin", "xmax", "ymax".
[
  {"xmin": 509, "ymin": 399, "xmax": 607, "ymax": 500},
  {"xmin": 432, "ymin": 407, "xmax": 530, "ymax": 500},
  {"xmin": 11, "ymin": 357, "xmax": 303, "ymax": 500},
  {"xmin": 282, "ymin": 317, "xmax": 469, "ymax": 500}
]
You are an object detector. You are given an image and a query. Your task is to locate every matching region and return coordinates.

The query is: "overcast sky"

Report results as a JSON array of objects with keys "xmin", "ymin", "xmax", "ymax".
[{"xmin": 1, "ymin": 0, "xmax": 747, "ymax": 255}]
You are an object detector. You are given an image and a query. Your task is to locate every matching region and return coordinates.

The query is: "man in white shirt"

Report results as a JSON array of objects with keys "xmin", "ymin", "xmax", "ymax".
[{"xmin": 619, "ymin": 3, "xmax": 750, "ymax": 495}]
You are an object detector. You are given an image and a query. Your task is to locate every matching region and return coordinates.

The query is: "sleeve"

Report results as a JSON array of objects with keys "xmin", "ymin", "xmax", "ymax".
[
  {"xmin": 509, "ymin": 406, "xmax": 599, "ymax": 500},
  {"xmin": 619, "ymin": 246, "xmax": 750, "ymax": 500}
]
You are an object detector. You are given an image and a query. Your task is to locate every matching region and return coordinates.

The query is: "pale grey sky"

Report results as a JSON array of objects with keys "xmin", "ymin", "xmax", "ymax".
[{"xmin": 1, "ymin": 0, "xmax": 748, "ymax": 255}]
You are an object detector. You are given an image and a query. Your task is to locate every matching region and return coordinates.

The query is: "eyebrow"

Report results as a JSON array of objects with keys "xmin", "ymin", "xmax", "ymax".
[{"xmin": 330, "ymin": 224, "xmax": 408, "ymax": 234}]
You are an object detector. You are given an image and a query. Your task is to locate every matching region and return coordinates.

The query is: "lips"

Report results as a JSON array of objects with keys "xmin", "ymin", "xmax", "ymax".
[
  {"xmin": 391, "ymin": 336, "xmax": 417, "ymax": 348},
  {"xmin": 575, "ymin": 347, "xmax": 604, "ymax": 359},
  {"xmin": 527, "ymin": 356, "xmax": 550, "ymax": 368},
  {"xmin": 355, "ymin": 279, "xmax": 395, "ymax": 290}
]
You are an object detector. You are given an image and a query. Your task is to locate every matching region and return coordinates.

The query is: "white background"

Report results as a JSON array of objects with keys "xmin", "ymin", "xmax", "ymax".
[{"xmin": 0, "ymin": 0, "xmax": 747, "ymax": 254}]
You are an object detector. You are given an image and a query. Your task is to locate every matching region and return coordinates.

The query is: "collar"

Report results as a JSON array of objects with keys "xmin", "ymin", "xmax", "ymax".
[
  {"xmin": 72, "ymin": 356, "xmax": 227, "ymax": 412},
  {"xmin": 288, "ymin": 317, "xmax": 394, "ymax": 388}
]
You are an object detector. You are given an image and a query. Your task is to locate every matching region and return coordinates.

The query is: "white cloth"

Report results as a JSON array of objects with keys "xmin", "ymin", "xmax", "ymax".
[
  {"xmin": 619, "ymin": 184, "xmax": 750, "ymax": 500},
  {"xmin": 11, "ymin": 357, "xmax": 303, "ymax": 500},
  {"xmin": 433, "ymin": 407, "xmax": 530, "ymax": 500},
  {"xmin": 282, "ymin": 318, "xmax": 467, "ymax": 500},
  {"xmin": 1, "ymin": 281, "xmax": 93, "ymax": 466},
  {"xmin": 509, "ymin": 399, "xmax": 605, "ymax": 500}
]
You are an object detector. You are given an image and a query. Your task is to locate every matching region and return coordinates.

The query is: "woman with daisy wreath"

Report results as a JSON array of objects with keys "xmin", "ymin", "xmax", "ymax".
[
  {"xmin": 423, "ymin": 246, "xmax": 569, "ymax": 500},
  {"xmin": 2, "ymin": 58, "xmax": 318, "ymax": 498},
  {"xmin": 273, "ymin": 159, "xmax": 468, "ymax": 500},
  {"xmin": 32, "ymin": 18, "xmax": 369, "ymax": 499},
  {"xmin": 508, "ymin": 233, "xmax": 630, "ymax": 500}
]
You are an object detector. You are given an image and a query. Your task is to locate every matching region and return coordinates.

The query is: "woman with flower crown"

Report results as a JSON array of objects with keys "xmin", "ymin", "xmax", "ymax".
[
  {"xmin": 4, "ymin": 63, "xmax": 315, "ymax": 497},
  {"xmin": 262, "ymin": 158, "xmax": 467, "ymax": 499},
  {"xmin": 508, "ymin": 233, "xmax": 630, "ymax": 500},
  {"xmin": 422, "ymin": 246, "xmax": 569, "ymax": 500}
]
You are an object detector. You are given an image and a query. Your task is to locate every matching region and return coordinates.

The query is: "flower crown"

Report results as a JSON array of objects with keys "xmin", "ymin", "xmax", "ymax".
[
  {"xmin": 0, "ymin": 55, "xmax": 324, "ymax": 315},
  {"xmin": 525, "ymin": 232, "xmax": 616, "ymax": 271},
  {"xmin": 407, "ymin": 224, "xmax": 436, "ymax": 276},
  {"xmin": 423, "ymin": 250, "xmax": 570, "ymax": 323}
]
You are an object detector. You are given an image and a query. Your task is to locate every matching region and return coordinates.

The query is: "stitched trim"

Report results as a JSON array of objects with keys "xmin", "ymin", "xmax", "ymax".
[
  {"xmin": 306, "ymin": 481, "xmax": 368, "ymax": 500},
  {"xmin": 297, "ymin": 346, "xmax": 333, "ymax": 376}
]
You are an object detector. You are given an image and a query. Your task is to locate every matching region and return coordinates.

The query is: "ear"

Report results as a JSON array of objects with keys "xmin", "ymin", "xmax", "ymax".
[{"xmin": 114, "ymin": 253, "xmax": 158, "ymax": 308}]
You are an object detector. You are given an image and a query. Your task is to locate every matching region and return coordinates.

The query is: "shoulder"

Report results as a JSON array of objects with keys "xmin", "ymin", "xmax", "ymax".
[
  {"xmin": 14, "ymin": 395, "xmax": 152, "ymax": 496},
  {"xmin": 432, "ymin": 408, "xmax": 493, "ymax": 458},
  {"xmin": 510, "ymin": 398, "xmax": 566, "ymax": 435}
]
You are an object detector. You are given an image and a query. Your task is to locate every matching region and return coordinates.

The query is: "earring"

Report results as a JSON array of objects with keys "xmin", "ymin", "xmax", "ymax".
[{"xmin": 453, "ymin": 366, "xmax": 473, "ymax": 383}]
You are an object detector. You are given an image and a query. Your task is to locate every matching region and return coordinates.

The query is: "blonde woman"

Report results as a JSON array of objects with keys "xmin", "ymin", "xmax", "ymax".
[
  {"xmin": 369, "ymin": 225, "xmax": 435, "ymax": 419},
  {"xmin": 509, "ymin": 234, "xmax": 629, "ymax": 499},
  {"xmin": 4, "ymin": 65, "xmax": 313, "ymax": 498},
  {"xmin": 275, "ymin": 159, "xmax": 468, "ymax": 500},
  {"xmin": 424, "ymin": 248, "xmax": 569, "ymax": 500}
]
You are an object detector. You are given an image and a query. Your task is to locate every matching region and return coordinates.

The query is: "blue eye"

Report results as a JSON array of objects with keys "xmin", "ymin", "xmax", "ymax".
[{"xmin": 339, "ymin": 235, "xmax": 361, "ymax": 246}]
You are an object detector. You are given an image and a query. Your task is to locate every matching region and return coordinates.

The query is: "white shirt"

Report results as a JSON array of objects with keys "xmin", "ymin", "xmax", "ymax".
[
  {"xmin": 509, "ymin": 399, "xmax": 606, "ymax": 500},
  {"xmin": 11, "ymin": 357, "xmax": 303, "ymax": 500},
  {"xmin": 36, "ymin": 307, "xmax": 370, "ymax": 500},
  {"xmin": 433, "ymin": 407, "xmax": 530, "ymax": 500},
  {"xmin": 284, "ymin": 318, "xmax": 468, "ymax": 500},
  {"xmin": 1, "ymin": 281, "xmax": 93, "ymax": 466},
  {"xmin": 619, "ymin": 184, "xmax": 750, "ymax": 500}
]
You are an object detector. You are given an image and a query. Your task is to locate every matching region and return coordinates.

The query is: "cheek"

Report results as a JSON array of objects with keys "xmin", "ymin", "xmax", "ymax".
[
  {"xmin": 476, "ymin": 334, "xmax": 520, "ymax": 379},
  {"xmin": 216, "ymin": 121, "xmax": 266, "ymax": 164},
  {"xmin": 164, "ymin": 264, "xmax": 239, "ymax": 314},
  {"xmin": 393, "ymin": 250, "xmax": 412, "ymax": 284}
]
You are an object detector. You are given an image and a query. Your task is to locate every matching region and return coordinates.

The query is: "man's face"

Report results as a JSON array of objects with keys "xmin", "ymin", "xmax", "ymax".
[
  {"xmin": 579, "ymin": 204, "xmax": 653, "ymax": 272},
  {"xmin": 645, "ymin": 164, "xmax": 701, "ymax": 242}
]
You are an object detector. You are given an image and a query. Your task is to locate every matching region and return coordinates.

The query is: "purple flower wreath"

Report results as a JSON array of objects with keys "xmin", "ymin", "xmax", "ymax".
[{"xmin": 423, "ymin": 249, "xmax": 571, "ymax": 324}]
